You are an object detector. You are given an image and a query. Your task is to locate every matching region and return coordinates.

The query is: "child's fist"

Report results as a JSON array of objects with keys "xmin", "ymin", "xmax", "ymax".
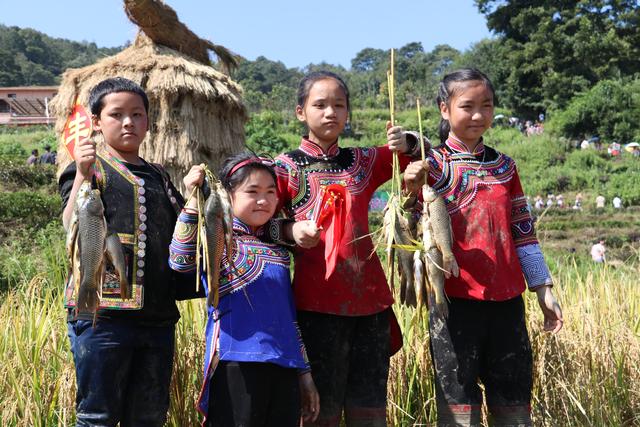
[
  {"xmin": 386, "ymin": 121, "xmax": 408, "ymax": 153},
  {"xmin": 292, "ymin": 220, "xmax": 321, "ymax": 248},
  {"xmin": 74, "ymin": 139, "xmax": 97, "ymax": 178},
  {"xmin": 183, "ymin": 164, "xmax": 206, "ymax": 195}
]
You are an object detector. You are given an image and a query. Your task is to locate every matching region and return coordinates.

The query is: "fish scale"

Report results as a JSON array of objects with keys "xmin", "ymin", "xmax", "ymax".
[{"xmin": 76, "ymin": 185, "xmax": 107, "ymax": 315}]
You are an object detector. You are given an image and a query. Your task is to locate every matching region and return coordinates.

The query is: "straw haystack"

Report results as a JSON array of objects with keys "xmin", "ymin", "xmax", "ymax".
[{"xmin": 52, "ymin": 0, "xmax": 247, "ymax": 186}]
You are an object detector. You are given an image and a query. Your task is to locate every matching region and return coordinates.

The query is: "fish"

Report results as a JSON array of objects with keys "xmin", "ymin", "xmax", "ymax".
[
  {"xmin": 75, "ymin": 180, "xmax": 107, "ymax": 317},
  {"xmin": 391, "ymin": 208, "xmax": 417, "ymax": 307},
  {"xmin": 422, "ymin": 185, "xmax": 459, "ymax": 278},
  {"xmin": 413, "ymin": 249, "xmax": 426, "ymax": 308},
  {"xmin": 421, "ymin": 184, "xmax": 459, "ymax": 318},
  {"xmin": 203, "ymin": 180, "xmax": 233, "ymax": 307},
  {"xmin": 104, "ymin": 233, "xmax": 130, "ymax": 300}
]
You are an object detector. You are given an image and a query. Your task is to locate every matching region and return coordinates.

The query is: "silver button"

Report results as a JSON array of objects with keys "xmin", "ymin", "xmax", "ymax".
[
  {"xmin": 138, "ymin": 179, "xmax": 145, "ymax": 186},
  {"xmin": 170, "ymin": 197, "xmax": 177, "ymax": 204},
  {"xmin": 167, "ymin": 189, "xmax": 172, "ymax": 195},
  {"xmin": 139, "ymin": 206, "xmax": 147, "ymax": 214},
  {"xmin": 139, "ymin": 241, "xmax": 146, "ymax": 249},
  {"xmin": 139, "ymin": 214, "xmax": 147, "ymax": 222},
  {"xmin": 138, "ymin": 196, "xmax": 146, "ymax": 204},
  {"xmin": 138, "ymin": 187, "xmax": 146, "ymax": 195},
  {"xmin": 139, "ymin": 223, "xmax": 147, "ymax": 232},
  {"xmin": 139, "ymin": 233, "xmax": 147, "ymax": 242},
  {"xmin": 137, "ymin": 249, "xmax": 145, "ymax": 258},
  {"xmin": 137, "ymin": 259, "xmax": 145, "ymax": 268},
  {"xmin": 136, "ymin": 269, "xmax": 144, "ymax": 277}
]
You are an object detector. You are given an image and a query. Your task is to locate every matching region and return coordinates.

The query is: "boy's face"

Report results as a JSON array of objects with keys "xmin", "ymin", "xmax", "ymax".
[{"xmin": 93, "ymin": 91, "xmax": 148, "ymax": 157}]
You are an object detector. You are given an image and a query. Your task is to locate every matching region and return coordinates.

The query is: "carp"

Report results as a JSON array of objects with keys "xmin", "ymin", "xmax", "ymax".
[
  {"xmin": 105, "ymin": 234, "xmax": 130, "ymax": 300},
  {"xmin": 384, "ymin": 204, "xmax": 418, "ymax": 307},
  {"xmin": 75, "ymin": 181, "xmax": 107, "ymax": 315},
  {"xmin": 203, "ymin": 180, "xmax": 233, "ymax": 307},
  {"xmin": 421, "ymin": 184, "xmax": 459, "ymax": 317},
  {"xmin": 69, "ymin": 181, "xmax": 130, "ymax": 319}
]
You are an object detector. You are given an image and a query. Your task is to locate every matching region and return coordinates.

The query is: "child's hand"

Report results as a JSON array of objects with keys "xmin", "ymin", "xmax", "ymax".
[
  {"xmin": 183, "ymin": 164, "xmax": 205, "ymax": 195},
  {"xmin": 292, "ymin": 220, "xmax": 321, "ymax": 248},
  {"xmin": 74, "ymin": 138, "xmax": 96, "ymax": 179},
  {"xmin": 535, "ymin": 286, "xmax": 563, "ymax": 333},
  {"xmin": 404, "ymin": 160, "xmax": 429, "ymax": 195},
  {"xmin": 299, "ymin": 372, "xmax": 320, "ymax": 422},
  {"xmin": 386, "ymin": 121, "xmax": 409, "ymax": 153}
]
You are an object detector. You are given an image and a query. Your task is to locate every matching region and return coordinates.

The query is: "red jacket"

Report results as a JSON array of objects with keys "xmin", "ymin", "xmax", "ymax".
[
  {"xmin": 275, "ymin": 138, "xmax": 411, "ymax": 316},
  {"xmin": 426, "ymin": 138, "xmax": 549, "ymax": 301}
]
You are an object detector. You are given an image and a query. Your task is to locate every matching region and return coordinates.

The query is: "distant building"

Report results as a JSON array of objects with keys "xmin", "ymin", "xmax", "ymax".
[{"xmin": 0, "ymin": 86, "xmax": 58, "ymax": 126}]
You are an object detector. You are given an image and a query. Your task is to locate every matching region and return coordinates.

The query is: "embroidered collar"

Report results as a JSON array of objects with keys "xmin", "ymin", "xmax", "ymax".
[
  {"xmin": 299, "ymin": 137, "xmax": 340, "ymax": 158},
  {"xmin": 232, "ymin": 217, "xmax": 265, "ymax": 237},
  {"xmin": 446, "ymin": 134, "xmax": 485, "ymax": 156}
]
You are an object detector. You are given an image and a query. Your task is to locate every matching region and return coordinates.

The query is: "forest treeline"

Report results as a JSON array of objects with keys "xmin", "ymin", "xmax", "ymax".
[{"xmin": 1, "ymin": 0, "xmax": 639, "ymax": 141}]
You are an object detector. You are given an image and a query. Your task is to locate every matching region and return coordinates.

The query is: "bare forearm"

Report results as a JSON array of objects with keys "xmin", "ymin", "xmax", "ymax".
[{"xmin": 62, "ymin": 173, "xmax": 88, "ymax": 230}]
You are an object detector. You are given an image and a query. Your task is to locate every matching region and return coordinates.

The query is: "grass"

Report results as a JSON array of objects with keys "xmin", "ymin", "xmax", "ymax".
[{"xmin": 0, "ymin": 229, "xmax": 638, "ymax": 426}]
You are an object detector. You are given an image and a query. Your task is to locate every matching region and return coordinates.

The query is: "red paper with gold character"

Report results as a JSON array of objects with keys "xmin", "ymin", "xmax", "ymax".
[{"xmin": 62, "ymin": 103, "xmax": 92, "ymax": 160}]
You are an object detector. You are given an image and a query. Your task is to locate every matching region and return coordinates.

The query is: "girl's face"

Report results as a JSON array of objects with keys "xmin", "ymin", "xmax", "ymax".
[
  {"xmin": 93, "ymin": 91, "xmax": 148, "ymax": 158},
  {"xmin": 230, "ymin": 169, "xmax": 278, "ymax": 229},
  {"xmin": 440, "ymin": 81, "xmax": 494, "ymax": 150},
  {"xmin": 296, "ymin": 78, "xmax": 348, "ymax": 149}
]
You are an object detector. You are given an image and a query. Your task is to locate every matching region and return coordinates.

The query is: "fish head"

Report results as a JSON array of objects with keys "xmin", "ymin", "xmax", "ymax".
[
  {"xmin": 422, "ymin": 184, "xmax": 438, "ymax": 203},
  {"xmin": 83, "ymin": 189, "xmax": 105, "ymax": 217}
]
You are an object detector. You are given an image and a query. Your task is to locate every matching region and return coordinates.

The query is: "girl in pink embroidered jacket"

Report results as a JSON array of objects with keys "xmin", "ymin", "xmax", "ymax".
[{"xmin": 391, "ymin": 68, "xmax": 563, "ymax": 427}]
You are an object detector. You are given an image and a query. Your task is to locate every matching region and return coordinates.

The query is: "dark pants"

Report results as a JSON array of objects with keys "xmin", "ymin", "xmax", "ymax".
[
  {"xmin": 297, "ymin": 310, "xmax": 390, "ymax": 427},
  {"xmin": 67, "ymin": 319, "xmax": 175, "ymax": 427},
  {"xmin": 207, "ymin": 361, "xmax": 301, "ymax": 427},
  {"xmin": 429, "ymin": 296, "xmax": 533, "ymax": 427}
]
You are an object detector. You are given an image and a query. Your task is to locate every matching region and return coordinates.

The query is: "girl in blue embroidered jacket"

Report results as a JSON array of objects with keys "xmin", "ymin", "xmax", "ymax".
[{"xmin": 170, "ymin": 152, "xmax": 320, "ymax": 426}]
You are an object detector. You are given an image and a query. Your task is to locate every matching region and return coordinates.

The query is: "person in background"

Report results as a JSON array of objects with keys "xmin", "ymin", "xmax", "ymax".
[
  {"xmin": 556, "ymin": 194, "xmax": 564, "ymax": 208},
  {"xmin": 26, "ymin": 149, "xmax": 39, "ymax": 165},
  {"xmin": 573, "ymin": 193, "xmax": 583, "ymax": 210},
  {"xmin": 40, "ymin": 144, "xmax": 56, "ymax": 164},
  {"xmin": 595, "ymin": 195, "xmax": 606, "ymax": 211},
  {"xmin": 546, "ymin": 194, "xmax": 555, "ymax": 208},
  {"xmin": 591, "ymin": 239, "xmax": 606, "ymax": 263},
  {"xmin": 612, "ymin": 196, "xmax": 622, "ymax": 209}
]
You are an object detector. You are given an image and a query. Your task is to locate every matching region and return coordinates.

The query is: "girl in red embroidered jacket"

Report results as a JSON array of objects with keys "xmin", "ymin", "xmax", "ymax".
[
  {"xmin": 393, "ymin": 68, "xmax": 563, "ymax": 427},
  {"xmin": 273, "ymin": 71, "xmax": 420, "ymax": 427}
]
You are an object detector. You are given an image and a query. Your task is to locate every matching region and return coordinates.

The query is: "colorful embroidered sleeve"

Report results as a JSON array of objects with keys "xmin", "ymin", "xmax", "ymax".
[
  {"xmin": 169, "ymin": 210, "xmax": 198, "ymax": 273},
  {"xmin": 510, "ymin": 167, "xmax": 553, "ymax": 289}
]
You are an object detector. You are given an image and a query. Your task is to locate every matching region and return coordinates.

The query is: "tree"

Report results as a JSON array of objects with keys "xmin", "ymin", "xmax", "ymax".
[
  {"xmin": 475, "ymin": 0, "xmax": 640, "ymax": 118},
  {"xmin": 351, "ymin": 48, "xmax": 386, "ymax": 72}
]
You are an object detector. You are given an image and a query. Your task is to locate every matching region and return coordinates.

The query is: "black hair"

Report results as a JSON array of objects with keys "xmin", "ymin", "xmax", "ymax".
[
  {"xmin": 31, "ymin": 149, "xmax": 38, "ymax": 155},
  {"xmin": 219, "ymin": 151, "xmax": 277, "ymax": 193},
  {"xmin": 297, "ymin": 71, "xmax": 350, "ymax": 113},
  {"xmin": 88, "ymin": 77, "xmax": 149, "ymax": 116},
  {"xmin": 436, "ymin": 68, "xmax": 497, "ymax": 144},
  {"xmin": 43, "ymin": 145, "xmax": 51, "ymax": 151}
]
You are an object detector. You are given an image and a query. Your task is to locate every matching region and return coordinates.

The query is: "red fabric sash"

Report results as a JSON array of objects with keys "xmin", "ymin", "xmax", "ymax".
[{"xmin": 312, "ymin": 184, "xmax": 351, "ymax": 280}]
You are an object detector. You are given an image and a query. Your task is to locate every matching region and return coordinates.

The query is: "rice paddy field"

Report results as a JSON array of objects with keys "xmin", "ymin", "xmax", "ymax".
[{"xmin": 0, "ymin": 128, "xmax": 639, "ymax": 426}]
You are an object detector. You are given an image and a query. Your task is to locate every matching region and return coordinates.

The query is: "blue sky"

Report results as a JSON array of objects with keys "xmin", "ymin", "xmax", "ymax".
[{"xmin": 2, "ymin": 0, "xmax": 492, "ymax": 69}]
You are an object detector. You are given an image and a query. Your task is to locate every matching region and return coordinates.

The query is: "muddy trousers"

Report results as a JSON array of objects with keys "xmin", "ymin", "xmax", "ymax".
[
  {"xmin": 67, "ymin": 319, "xmax": 175, "ymax": 427},
  {"xmin": 206, "ymin": 361, "xmax": 301, "ymax": 427},
  {"xmin": 428, "ymin": 297, "xmax": 533, "ymax": 427},
  {"xmin": 297, "ymin": 310, "xmax": 390, "ymax": 427}
]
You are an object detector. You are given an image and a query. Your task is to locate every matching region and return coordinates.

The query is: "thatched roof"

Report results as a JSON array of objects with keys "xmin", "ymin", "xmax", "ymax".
[
  {"xmin": 52, "ymin": 32, "xmax": 247, "ymax": 185},
  {"xmin": 124, "ymin": 0, "xmax": 238, "ymax": 72}
]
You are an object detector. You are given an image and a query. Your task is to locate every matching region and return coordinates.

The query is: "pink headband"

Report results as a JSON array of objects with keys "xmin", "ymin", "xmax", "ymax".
[{"xmin": 227, "ymin": 157, "xmax": 274, "ymax": 180}]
